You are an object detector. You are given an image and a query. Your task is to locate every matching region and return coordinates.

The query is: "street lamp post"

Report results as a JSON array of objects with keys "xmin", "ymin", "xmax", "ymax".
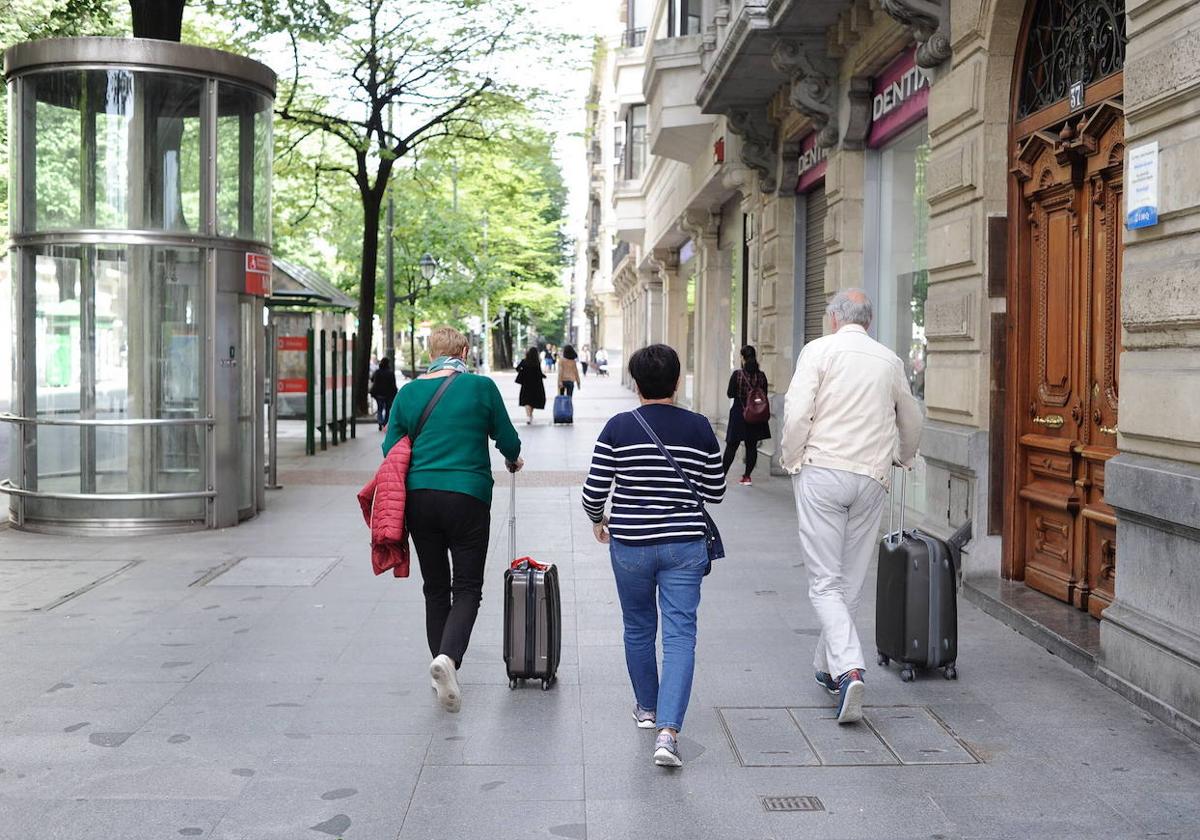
[{"xmin": 401, "ymin": 253, "xmax": 437, "ymax": 377}]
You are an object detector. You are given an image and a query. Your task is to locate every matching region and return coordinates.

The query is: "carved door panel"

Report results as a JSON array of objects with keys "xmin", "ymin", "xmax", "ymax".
[
  {"xmin": 1010, "ymin": 102, "xmax": 1124, "ymax": 614},
  {"xmin": 1014, "ymin": 134, "xmax": 1084, "ymax": 604},
  {"xmin": 1079, "ymin": 113, "xmax": 1124, "ymax": 617}
]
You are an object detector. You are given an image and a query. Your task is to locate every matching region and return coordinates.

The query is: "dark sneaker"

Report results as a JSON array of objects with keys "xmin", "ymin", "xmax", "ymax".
[
  {"xmin": 632, "ymin": 704, "xmax": 656, "ymax": 729},
  {"xmin": 815, "ymin": 670, "xmax": 840, "ymax": 696},
  {"xmin": 653, "ymin": 731, "xmax": 682, "ymax": 767},
  {"xmin": 836, "ymin": 669, "xmax": 865, "ymax": 724}
]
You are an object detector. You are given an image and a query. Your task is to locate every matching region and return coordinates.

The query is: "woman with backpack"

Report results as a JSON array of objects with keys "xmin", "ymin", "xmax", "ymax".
[{"xmin": 723, "ymin": 345, "xmax": 770, "ymax": 486}]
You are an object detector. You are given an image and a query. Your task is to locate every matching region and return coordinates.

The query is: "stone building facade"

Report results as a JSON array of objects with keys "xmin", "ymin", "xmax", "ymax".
[{"xmin": 589, "ymin": 0, "xmax": 1200, "ymax": 739}]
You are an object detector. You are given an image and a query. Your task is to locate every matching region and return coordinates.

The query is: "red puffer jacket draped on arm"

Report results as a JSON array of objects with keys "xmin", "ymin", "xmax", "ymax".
[{"xmin": 357, "ymin": 436, "xmax": 413, "ymax": 577}]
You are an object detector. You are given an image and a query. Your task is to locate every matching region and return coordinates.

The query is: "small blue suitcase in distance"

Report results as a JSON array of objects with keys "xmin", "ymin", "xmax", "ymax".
[{"xmin": 553, "ymin": 394, "xmax": 573, "ymax": 424}]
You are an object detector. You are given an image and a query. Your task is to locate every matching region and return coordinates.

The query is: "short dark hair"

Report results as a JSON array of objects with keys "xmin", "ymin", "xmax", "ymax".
[{"xmin": 628, "ymin": 344, "xmax": 680, "ymax": 400}]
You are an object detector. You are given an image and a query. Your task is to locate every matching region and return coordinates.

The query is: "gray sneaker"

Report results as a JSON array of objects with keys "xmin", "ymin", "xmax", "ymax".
[
  {"xmin": 653, "ymin": 731, "xmax": 682, "ymax": 768},
  {"xmin": 632, "ymin": 704, "xmax": 656, "ymax": 729}
]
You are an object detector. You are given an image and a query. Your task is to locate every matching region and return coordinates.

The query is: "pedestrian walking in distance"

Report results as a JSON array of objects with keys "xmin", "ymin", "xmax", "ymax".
[
  {"xmin": 580, "ymin": 345, "xmax": 591, "ymax": 376},
  {"xmin": 515, "ymin": 347, "xmax": 547, "ymax": 425},
  {"xmin": 723, "ymin": 345, "xmax": 770, "ymax": 486},
  {"xmin": 781, "ymin": 289, "xmax": 922, "ymax": 724},
  {"xmin": 369, "ymin": 356, "xmax": 399, "ymax": 431},
  {"xmin": 583, "ymin": 344, "xmax": 726, "ymax": 768},
  {"xmin": 382, "ymin": 326, "xmax": 524, "ymax": 713},
  {"xmin": 558, "ymin": 344, "xmax": 582, "ymax": 397}
]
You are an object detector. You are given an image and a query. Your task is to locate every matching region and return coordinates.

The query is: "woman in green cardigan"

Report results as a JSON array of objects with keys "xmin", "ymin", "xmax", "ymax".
[{"xmin": 383, "ymin": 326, "xmax": 523, "ymax": 713}]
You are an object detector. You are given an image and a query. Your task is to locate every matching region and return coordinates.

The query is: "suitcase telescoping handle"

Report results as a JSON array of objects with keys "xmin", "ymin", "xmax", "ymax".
[
  {"xmin": 887, "ymin": 465, "xmax": 908, "ymax": 545},
  {"xmin": 509, "ymin": 471, "xmax": 517, "ymax": 563}
]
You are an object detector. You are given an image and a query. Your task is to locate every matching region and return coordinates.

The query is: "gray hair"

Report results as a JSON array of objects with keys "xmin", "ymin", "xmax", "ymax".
[{"xmin": 826, "ymin": 288, "xmax": 873, "ymax": 328}]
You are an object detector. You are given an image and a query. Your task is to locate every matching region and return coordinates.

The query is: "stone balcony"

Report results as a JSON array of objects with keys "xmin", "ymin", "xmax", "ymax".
[
  {"xmin": 612, "ymin": 180, "xmax": 646, "ymax": 246},
  {"xmin": 644, "ymin": 34, "xmax": 714, "ymax": 163}
]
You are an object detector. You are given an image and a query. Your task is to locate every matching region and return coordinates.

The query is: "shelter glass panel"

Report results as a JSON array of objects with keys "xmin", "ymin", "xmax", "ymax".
[
  {"xmin": 216, "ymin": 84, "xmax": 272, "ymax": 243},
  {"xmin": 22, "ymin": 70, "xmax": 203, "ymax": 232}
]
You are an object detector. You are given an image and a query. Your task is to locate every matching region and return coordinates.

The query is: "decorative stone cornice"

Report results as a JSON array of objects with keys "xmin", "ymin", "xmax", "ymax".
[
  {"xmin": 649, "ymin": 248, "xmax": 680, "ymax": 280},
  {"xmin": 681, "ymin": 209, "xmax": 720, "ymax": 246},
  {"xmin": 726, "ymin": 108, "xmax": 777, "ymax": 193},
  {"xmin": 771, "ymin": 39, "xmax": 840, "ymax": 149},
  {"xmin": 843, "ymin": 76, "xmax": 873, "ymax": 150},
  {"xmin": 880, "ymin": 0, "xmax": 952, "ymax": 69}
]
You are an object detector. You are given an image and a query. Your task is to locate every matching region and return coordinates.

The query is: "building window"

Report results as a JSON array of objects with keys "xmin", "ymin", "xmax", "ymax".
[
  {"xmin": 624, "ymin": 0, "xmax": 648, "ymax": 47},
  {"xmin": 667, "ymin": 0, "xmax": 701, "ymax": 37},
  {"xmin": 625, "ymin": 106, "xmax": 647, "ymax": 180}
]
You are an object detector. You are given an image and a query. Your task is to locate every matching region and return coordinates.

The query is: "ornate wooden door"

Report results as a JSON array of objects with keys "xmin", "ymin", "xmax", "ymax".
[{"xmin": 1007, "ymin": 0, "xmax": 1126, "ymax": 617}]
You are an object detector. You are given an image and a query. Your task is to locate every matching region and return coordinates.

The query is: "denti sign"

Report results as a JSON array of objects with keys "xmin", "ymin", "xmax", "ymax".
[
  {"xmin": 796, "ymin": 131, "xmax": 828, "ymax": 194},
  {"xmin": 868, "ymin": 46, "xmax": 930, "ymax": 148}
]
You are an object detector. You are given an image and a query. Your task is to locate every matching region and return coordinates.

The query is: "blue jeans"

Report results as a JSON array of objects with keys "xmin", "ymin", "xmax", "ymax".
[{"xmin": 609, "ymin": 538, "xmax": 707, "ymax": 732}]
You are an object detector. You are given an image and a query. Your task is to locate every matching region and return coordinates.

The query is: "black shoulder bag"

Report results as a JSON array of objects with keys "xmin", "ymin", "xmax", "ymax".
[
  {"xmin": 630, "ymin": 409, "xmax": 725, "ymax": 568},
  {"xmin": 410, "ymin": 372, "xmax": 460, "ymax": 441}
]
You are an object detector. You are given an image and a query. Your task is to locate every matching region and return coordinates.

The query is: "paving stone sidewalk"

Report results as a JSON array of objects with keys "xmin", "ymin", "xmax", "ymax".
[{"xmin": 0, "ymin": 373, "xmax": 1198, "ymax": 840}]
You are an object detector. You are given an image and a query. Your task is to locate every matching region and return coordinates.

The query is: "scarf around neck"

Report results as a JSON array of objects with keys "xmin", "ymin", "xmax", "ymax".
[{"xmin": 426, "ymin": 356, "xmax": 470, "ymax": 374}]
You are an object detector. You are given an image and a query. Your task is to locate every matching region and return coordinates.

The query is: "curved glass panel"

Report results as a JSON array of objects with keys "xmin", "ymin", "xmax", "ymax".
[
  {"xmin": 217, "ymin": 83, "xmax": 272, "ymax": 243},
  {"xmin": 24, "ymin": 243, "xmax": 205, "ymax": 505},
  {"xmin": 20, "ymin": 70, "xmax": 204, "ymax": 233}
]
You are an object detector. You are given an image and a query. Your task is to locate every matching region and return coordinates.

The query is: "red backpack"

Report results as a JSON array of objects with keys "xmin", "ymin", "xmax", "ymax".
[{"xmin": 741, "ymin": 372, "xmax": 770, "ymax": 424}]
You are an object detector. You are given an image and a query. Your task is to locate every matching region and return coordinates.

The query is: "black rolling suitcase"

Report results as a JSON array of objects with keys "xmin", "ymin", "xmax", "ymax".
[
  {"xmin": 502, "ymin": 474, "xmax": 561, "ymax": 690},
  {"xmin": 875, "ymin": 468, "xmax": 972, "ymax": 682}
]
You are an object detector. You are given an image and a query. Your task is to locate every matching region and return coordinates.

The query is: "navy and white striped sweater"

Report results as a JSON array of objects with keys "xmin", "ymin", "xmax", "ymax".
[{"xmin": 582, "ymin": 405, "xmax": 726, "ymax": 544}]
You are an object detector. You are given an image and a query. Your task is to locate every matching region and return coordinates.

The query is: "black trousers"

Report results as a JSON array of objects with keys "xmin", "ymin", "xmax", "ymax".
[
  {"xmin": 406, "ymin": 490, "xmax": 491, "ymax": 668},
  {"xmin": 722, "ymin": 438, "xmax": 758, "ymax": 477}
]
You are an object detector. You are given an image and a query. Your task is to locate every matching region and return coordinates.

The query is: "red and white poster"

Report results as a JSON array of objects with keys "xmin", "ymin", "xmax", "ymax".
[{"xmin": 245, "ymin": 252, "xmax": 272, "ymax": 297}]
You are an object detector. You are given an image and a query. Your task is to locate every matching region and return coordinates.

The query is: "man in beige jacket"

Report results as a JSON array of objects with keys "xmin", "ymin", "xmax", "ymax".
[{"xmin": 781, "ymin": 288, "xmax": 923, "ymax": 724}]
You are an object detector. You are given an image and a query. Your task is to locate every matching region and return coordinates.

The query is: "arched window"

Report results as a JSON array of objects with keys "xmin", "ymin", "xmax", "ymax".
[{"xmin": 1017, "ymin": 0, "xmax": 1127, "ymax": 119}]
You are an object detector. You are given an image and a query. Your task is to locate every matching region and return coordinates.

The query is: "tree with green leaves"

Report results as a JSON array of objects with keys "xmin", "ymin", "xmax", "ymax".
[{"xmin": 274, "ymin": 0, "xmax": 552, "ymax": 412}]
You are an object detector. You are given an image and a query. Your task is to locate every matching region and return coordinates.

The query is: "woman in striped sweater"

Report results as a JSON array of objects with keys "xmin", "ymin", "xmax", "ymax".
[{"xmin": 582, "ymin": 344, "xmax": 726, "ymax": 768}]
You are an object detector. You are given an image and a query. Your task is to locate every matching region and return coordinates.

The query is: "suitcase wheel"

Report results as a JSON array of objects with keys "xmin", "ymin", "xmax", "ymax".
[
  {"xmin": 900, "ymin": 667, "xmax": 916, "ymax": 683},
  {"xmin": 509, "ymin": 678, "xmax": 519, "ymax": 690},
  {"xmin": 541, "ymin": 676, "xmax": 555, "ymax": 691},
  {"xmin": 943, "ymin": 664, "xmax": 957, "ymax": 680},
  {"xmin": 877, "ymin": 652, "xmax": 890, "ymax": 667}
]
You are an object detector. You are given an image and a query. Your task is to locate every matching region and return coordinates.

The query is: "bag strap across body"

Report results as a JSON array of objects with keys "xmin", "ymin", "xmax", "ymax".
[
  {"xmin": 630, "ymin": 408, "xmax": 725, "ymax": 563},
  {"xmin": 411, "ymin": 372, "xmax": 460, "ymax": 441}
]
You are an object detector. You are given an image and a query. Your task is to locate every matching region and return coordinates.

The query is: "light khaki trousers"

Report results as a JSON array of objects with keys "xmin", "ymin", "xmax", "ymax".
[{"xmin": 792, "ymin": 466, "xmax": 887, "ymax": 678}]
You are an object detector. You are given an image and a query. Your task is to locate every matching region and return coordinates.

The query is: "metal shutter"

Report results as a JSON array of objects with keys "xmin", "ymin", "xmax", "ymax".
[{"xmin": 804, "ymin": 186, "xmax": 828, "ymax": 344}]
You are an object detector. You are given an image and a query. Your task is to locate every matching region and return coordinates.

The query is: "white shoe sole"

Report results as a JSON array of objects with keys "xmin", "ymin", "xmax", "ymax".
[
  {"xmin": 837, "ymin": 679, "xmax": 865, "ymax": 724},
  {"xmin": 654, "ymin": 747, "xmax": 683, "ymax": 768},
  {"xmin": 633, "ymin": 713, "xmax": 656, "ymax": 730},
  {"xmin": 430, "ymin": 656, "xmax": 462, "ymax": 713}
]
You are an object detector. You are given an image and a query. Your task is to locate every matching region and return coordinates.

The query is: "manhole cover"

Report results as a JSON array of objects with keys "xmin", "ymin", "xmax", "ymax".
[
  {"xmin": 719, "ymin": 706, "xmax": 979, "ymax": 767},
  {"xmin": 762, "ymin": 795, "xmax": 824, "ymax": 812},
  {"xmin": 200, "ymin": 556, "xmax": 340, "ymax": 587},
  {"xmin": 0, "ymin": 560, "xmax": 132, "ymax": 611}
]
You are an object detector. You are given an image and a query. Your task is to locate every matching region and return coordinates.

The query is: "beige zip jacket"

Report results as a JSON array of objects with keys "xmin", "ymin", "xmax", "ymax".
[{"xmin": 780, "ymin": 324, "xmax": 923, "ymax": 487}]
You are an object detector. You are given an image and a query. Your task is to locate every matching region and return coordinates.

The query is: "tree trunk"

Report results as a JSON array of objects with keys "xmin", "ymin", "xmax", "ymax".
[
  {"xmin": 354, "ymin": 193, "xmax": 382, "ymax": 415},
  {"xmin": 130, "ymin": 0, "xmax": 186, "ymax": 40}
]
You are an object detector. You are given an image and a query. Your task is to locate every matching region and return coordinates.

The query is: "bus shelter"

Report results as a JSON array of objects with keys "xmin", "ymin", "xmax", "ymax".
[{"xmin": 1, "ymin": 38, "xmax": 275, "ymax": 533}]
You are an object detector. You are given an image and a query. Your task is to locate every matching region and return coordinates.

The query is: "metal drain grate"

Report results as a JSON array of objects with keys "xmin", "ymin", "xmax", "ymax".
[{"xmin": 761, "ymin": 795, "xmax": 824, "ymax": 813}]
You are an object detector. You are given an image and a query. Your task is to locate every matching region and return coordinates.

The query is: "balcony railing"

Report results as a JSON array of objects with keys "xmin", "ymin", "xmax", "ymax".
[
  {"xmin": 612, "ymin": 240, "xmax": 630, "ymax": 267},
  {"xmin": 621, "ymin": 28, "xmax": 646, "ymax": 48}
]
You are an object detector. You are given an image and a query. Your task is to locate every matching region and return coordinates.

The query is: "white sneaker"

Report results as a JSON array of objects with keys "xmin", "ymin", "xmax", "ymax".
[{"xmin": 430, "ymin": 654, "xmax": 462, "ymax": 713}]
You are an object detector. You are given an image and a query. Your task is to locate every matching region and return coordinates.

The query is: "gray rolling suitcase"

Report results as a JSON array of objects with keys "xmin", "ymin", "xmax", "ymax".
[
  {"xmin": 502, "ymin": 474, "xmax": 561, "ymax": 690},
  {"xmin": 875, "ymin": 468, "xmax": 972, "ymax": 682}
]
